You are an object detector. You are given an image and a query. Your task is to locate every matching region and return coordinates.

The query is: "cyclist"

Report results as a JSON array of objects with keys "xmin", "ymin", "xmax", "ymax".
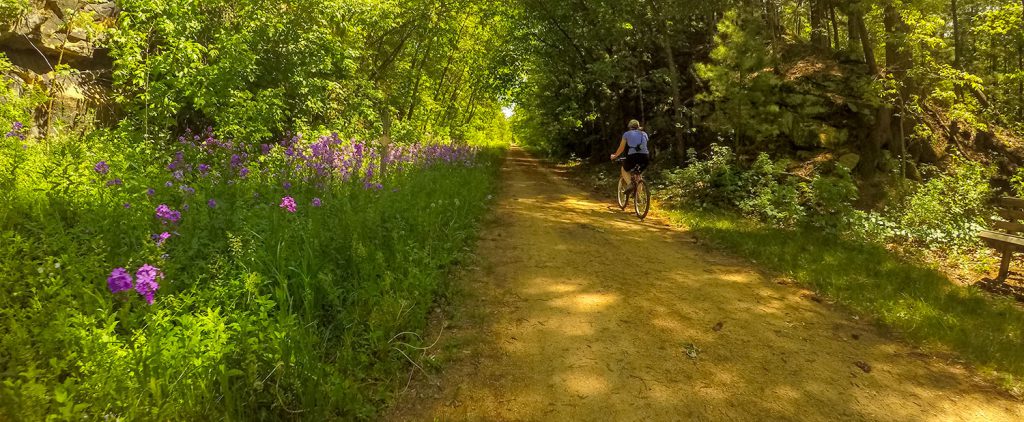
[{"xmin": 609, "ymin": 119, "xmax": 650, "ymax": 191}]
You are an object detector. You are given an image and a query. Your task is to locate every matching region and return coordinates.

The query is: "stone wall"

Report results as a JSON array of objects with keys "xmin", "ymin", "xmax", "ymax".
[{"xmin": 1, "ymin": 0, "xmax": 119, "ymax": 134}]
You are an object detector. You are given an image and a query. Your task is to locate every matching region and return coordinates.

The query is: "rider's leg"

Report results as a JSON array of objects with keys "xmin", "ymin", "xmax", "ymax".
[{"xmin": 620, "ymin": 166, "xmax": 632, "ymax": 187}]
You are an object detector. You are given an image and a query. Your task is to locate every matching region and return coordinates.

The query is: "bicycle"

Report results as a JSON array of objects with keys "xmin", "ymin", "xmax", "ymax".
[{"xmin": 615, "ymin": 157, "xmax": 650, "ymax": 220}]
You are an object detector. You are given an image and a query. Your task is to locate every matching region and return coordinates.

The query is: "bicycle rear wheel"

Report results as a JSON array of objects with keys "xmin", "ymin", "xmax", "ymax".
[
  {"xmin": 634, "ymin": 180, "xmax": 650, "ymax": 220},
  {"xmin": 617, "ymin": 177, "xmax": 629, "ymax": 210}
]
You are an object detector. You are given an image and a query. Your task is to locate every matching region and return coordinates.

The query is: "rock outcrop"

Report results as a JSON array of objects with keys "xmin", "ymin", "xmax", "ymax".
[{"xmin": 1, "ymin": 0, "xmax": 119, "ymax": 133}]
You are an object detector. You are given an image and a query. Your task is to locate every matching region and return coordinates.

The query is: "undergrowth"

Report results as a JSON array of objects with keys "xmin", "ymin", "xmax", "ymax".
[{"xmin": 0, "ymin": 127, "xmax": 503, "ymax": 420}]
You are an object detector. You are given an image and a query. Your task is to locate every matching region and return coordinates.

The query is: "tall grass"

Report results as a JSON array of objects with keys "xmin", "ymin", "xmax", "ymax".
[{"xmin": 0, "ymin": 127, "xmax": 502, "ymax": 420}]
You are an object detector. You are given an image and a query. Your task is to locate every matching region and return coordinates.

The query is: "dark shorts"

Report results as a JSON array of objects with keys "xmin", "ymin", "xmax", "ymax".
[{"xmin": 623, "ymin": 153, "xmax": 650, "ymax": 173}]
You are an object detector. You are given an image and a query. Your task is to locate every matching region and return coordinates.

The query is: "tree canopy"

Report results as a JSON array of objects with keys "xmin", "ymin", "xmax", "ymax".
[{"xmin": 509, "ymin": 0, "xmax": 1024, "ymax": 180}]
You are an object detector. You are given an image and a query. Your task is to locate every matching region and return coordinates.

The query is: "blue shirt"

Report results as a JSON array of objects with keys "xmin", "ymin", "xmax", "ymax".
[{"xmin": 623, "ymin": 130, "xmax": 649, "ymax": 155}]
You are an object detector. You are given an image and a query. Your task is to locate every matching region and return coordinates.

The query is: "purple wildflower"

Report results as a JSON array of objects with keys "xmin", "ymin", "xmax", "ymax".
[
  {"xmin": 312, "ymin": 197, "xmax": 322, "ymax": 207},
  {"xmin": 123, "ymin": 203, "xmax": 131, "ymax": 209},
  {"xmin": 280, "ymin": 196, "xmax": 297, "ymax": 213},
  {"xmin": 107, "ymin": 268, "xmax": 133, "ymax": 293},
  {"xmin": 260, "ymin": 144, "xmax": 271, "ymax": 155},
  {"xmin": 155, "ymin": 204, "xmax": 181, "ymax": 223},
  {"xmin": 283, "ymin": 181, "xmax": 292, "ymax": 190},
  {"xmin": 198, "ymin": 164, "xmax": 211, "ymax": 175},
  {"xmin": 173, "ymin": 170, "xmax": 184, "ymax": 181},
  {"xmin": 239, "ymin": 167, "xmax": 250, "ymax": 178},
  {"xmin": 165, "ymin": 181, "xmax": 173, "ymax": 188},
  {"xmin": 152, "ymin": 232, "xmax": 172, "ymax": 246},
  {"xmin": 207, "ymin": 199, "xmax": 217, "ymax": 208},
  {"xmin": 146, "ymin": 188, "xmax": 156, "ymax": 196},
  {"xmin": 106, "ymin": 179, "xmax": 123, "ymax": 186},
  {"xmin": 5, "ymin": 122, "xmax": 26, "ymax": 140},
  {"xmin": 94, "ymin": 161, "xmax": 109, "ymax": 175},
  {"xmin": 182, "ymin": 204, "xmax": 190, "ymax": 211},
  {"xmin": 180, "ymin": 185, "xmax": 195, "ymax": 195},
  {"xmin": 134, "ymin": 264, "xmax": 163, "ymax": 305}
]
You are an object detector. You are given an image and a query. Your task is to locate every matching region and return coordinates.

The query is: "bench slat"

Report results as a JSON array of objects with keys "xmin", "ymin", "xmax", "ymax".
[
  {"xmin": 980, "ymin": 230, "xmax": 1024, "ymax": 248},
  {"xmin": 997, "ymin": 208, "xmax": 1024, "ymax": 222},
  {"xmin": 991, "ymin": 220, "xmax": 1024, "ymax": 234},
  {"xmin": 999, "ymin": 197, "xmax": 1024, "ymax": 209}
]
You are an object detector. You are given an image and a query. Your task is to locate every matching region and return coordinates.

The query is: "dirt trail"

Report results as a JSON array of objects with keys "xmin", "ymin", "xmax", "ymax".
[{"xmin": 386, "ymin": 149, "xmax": 1024, "ymax": 421}]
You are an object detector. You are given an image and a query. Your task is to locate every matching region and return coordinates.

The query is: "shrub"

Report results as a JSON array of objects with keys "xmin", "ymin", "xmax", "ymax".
[
  {"xmin": 804, "ymin": 166, "xmax": 859, "ymax": 232},
  {"xmin": 895, "ymin": 159, "xmax": 992, "ymax": 250},
  {"xmin": 736, "ymin": 153, "xmax": 805, "ymax": 227},
  {"xmin": 661, "ymin": 144, "xmax": 741, "ymax": 208}
]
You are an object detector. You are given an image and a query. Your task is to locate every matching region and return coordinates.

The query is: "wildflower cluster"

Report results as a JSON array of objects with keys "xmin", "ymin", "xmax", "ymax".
[
  {"xmin": 156, "ymin": 204, "xmax": 182, "ymax": 224},
  {"xmin": 279, "ymin": 196, "xmax": 297, "ymax": 213},
  {"xmin": 107, "ymin": 264, "xmax": 164, "ymax": 305},
  {"xmin": 5, "ymin": 121, "xmax": 26, "ymax": 140},
  {"xmin": 94, "ymin": 127, "xmax": 480, "ymax": 305}
]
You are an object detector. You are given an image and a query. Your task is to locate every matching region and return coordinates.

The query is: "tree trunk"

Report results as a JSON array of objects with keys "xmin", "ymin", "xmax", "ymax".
[
  {"xmin": 851, "ymin": 12, "xmax": 877, "ymax": 74},
  {"xmin": 661, "ymin": 37, "xmax": 687, "ymax": 162},
  {"xmin": 829, "ymin": 1, "xmax": 840, "ymax": 50},
  {"xmin": 846, "ymin": 10, "xmax": 859, "ymax": 54},
  {"xmin": 1018, "ymin": 43, "xmax": 1023, "ymax": 120},
  {"xmin": 404, "ymin": 37, "xmax": 435, "ymax": 121},
  {"xmin": 651, "ymin": 0, "xmax": 686, "ymax": 161},
  {"xmin": 763, "ymin": 0, "xmax": 782, "ymax": 46},
  {"xmin": 884, "ymin": 3, "xmax": 915, "ymax": 166},
  {"xmin": 952, "ymin": 0, "xmax": 962, "ymax": 70},
  {"xmin": 810, "ymin": 0, "xmax": 830, "ymax": 49},
  {"xmin": 849, "ymin": 6, "xmax": 884, "ymax": 177}
]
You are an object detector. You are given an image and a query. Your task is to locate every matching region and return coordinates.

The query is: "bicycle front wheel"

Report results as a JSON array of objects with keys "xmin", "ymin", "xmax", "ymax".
[
  {"xmin": 634, "ymin": 180, "xmax": 650, "ymax": 220},
  {"xmin": 617, "ymin": 177, "xmax": 629, "ymax": 210}
]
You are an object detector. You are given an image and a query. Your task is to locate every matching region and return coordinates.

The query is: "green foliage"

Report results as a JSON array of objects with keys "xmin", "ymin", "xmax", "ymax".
[
  {"xmin": 0, "ymin": 0, "xmax": 28, "ymax": 28},
  {"xmin": 663, "ymin": 145, "xmax": 991, "ymax": 251},
  {"xmin": 894, "ymin": 160, "xmax": 993, "ymax": 250},
  {"xmin": 0, "ymin": 54, "xmax": 46, "ymax": 134},
  {"xmin": 736, "ymin": 153, "xmax": 805, "ymax": 226},
  {"xmin": 805, "ymin": 167, "xmax": 859, "ymax": 232},
  {"xmin": 697, "ymin": 10, "xmax": 787, "ymax": 146},
  {"xmin": 109, "ymin": 0, "xmax": 518, "ymax": 144},
  {"xmin": 661, "ymin": 144, "xmax": 741, "ymax": 208},
  {"xmin": 973, "ymin": 2, "xmax": 1024, "ymax": 126},
  {"xmin": 1011, "ymin": 167, "xmax": 1024, "ymax": 198},
  {"xmin": 0, "ymin": 129, "xmax": 502, "ymax": 419},
  {"xmin": 661, "ymin": 145, "xmax": 860, "ymax": 231},
  {"xmin": 508, "ymin": 0, "xmax": 723, "ymax": 158},
  {"xmin": 2, "ymin": 1, "xmax": 520, "ymax": 416}
]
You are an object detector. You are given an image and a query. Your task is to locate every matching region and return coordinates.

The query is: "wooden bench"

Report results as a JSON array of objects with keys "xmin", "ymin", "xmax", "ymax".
[{"xmin": 979, "ymin": 197, "xmax": 1024, "ymax": 281}]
